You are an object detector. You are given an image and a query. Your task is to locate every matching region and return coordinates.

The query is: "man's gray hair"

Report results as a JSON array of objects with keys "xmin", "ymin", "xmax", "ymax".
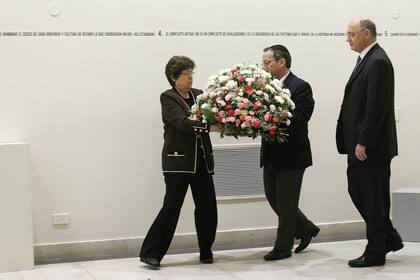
[{"xmin": 360, "ymin": 19, "xmax": 377, "ymax": 37}]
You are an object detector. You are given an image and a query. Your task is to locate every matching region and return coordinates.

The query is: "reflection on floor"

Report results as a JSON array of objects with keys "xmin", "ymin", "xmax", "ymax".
[{"xmin": 1, "ymin": 240, "xmax": 419, "ymax": 280}]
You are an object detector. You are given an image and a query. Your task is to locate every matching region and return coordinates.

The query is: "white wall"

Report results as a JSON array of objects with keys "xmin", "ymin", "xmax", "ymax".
[{"xmin": 1, "ymin": 0, "xmax": 419, "ymax": 245}]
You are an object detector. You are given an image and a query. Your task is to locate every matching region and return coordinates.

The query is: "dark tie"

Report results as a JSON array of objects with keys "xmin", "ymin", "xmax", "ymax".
[{"xmin": 352, "ymin": 56, "xmax": 362, "ymax": 74}]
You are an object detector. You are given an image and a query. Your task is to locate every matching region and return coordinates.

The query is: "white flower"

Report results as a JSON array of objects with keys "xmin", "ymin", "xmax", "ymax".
[
  {"xmin": 265, "ymin": 84, "xmax": 275, "ymax": 93},
  {"xmin": 218, "ymin": 75, "xmax": 230, "ymax": 84},
  {"xmin": 274, "ymin": 95, "xmax": 284, "ymax": 104},
  {"xmin": 191, "ymin": 104, "xmax": 198, "ymax": 112},
  {"xmin": 226, "ymin": 80, "xmax": 237, "ymax": 89},
  {"xmin": 270, "ymin": 104, "xmax": 276, "ymax": 112},
  {"xmin": 270, "ymin": 80, "xmax": 283, "ymax": 92},
  {"xmin": 285, "ymin": 119, "xmax": 291, "ymax": 126},
  {"xmin": 240, "ymin": 70, "xmax": 252, "ymax": 76},
  {"xmin": 219, "ymin": 68, "xmax": 232, "ymax": 75},
  {"xmin": 245, "ymin": 77, "xmax": 255, "ymax": 84},
  {"xmin": 261, "ymin": 70, "xmax": 272, "ymax": 79},
  {"xmin": 200, "ymin": 103, "xmax": 209, "ymax": 109},
  {"xmin": 247, "ymin": 64, "xmax": 258, "ymax": 70}
]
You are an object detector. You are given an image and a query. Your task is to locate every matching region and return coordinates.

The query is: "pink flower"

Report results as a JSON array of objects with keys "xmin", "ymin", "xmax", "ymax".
[
  {"xmin": 263, "ymin": 93, "xmax": 269, "ymax": 101},
  {"xmin": 225, "ymin": 93, "xmax": 233, "ymax": 101},
  {"xmin": 264, "ymin": 113, "xmax": 272, "ymax": 122},
  {"xmin": 228, "ymin": 116, "xmax": 236, "ymax": 122},
  {"xmin": 251, "ymin": 118, "xmax": 261, "ymax": 128},
  {"xmin": 241, "ymin": 121, "xmax": 250, "ymax": 129},
  {"xmin": 211, "ymin": 108, "xmax": 219, "ymax": 113}
]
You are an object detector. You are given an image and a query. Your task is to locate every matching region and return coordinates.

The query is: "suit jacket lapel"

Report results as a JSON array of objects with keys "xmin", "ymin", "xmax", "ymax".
[
  {"xmin": 282, "ymin": 71, "xmax": 295, "ymax": 89},
  {"xmin": 345, "ymin": 44, "xmax": 380, "ymax": 90}
]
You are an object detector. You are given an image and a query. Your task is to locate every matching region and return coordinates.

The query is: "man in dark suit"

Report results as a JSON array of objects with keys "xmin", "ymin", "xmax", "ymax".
[
  {"xmin": 260, "ymin": 45, "xmax": 320, "ymax": 261},
  {"xmin": 336, "ymin": 18, "xmax": 404, "ymax": 267}
]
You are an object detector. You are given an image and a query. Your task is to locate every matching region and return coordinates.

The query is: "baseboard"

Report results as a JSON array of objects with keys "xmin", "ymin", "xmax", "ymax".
[{"xmin": 34, "ymin": 220, "xmax": 365, "ymax": 264}]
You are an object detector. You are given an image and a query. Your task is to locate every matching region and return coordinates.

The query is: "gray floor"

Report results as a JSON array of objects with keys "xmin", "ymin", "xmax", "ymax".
[{"xmin": 1, "ymin": 240, "xmax": 420, "ymax": 280}]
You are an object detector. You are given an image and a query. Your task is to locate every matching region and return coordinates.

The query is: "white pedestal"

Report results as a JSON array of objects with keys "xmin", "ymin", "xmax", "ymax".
[
  {"xmin": 392, "ymin": 188, "xmax": 420, "ymax": 242},
  {"xmin": 0, "ymin": 143, "xmax": 34, "ymax": 272}
]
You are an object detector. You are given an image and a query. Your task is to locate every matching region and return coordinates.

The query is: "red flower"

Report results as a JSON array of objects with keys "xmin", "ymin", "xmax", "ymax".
[
  {"xmin": 227, "ymin": 110, "xmax": 235, "ymax": 117},
  {"xmin": 244, "ymin": 85, "xmax": 252, "ymax": 91},
  {"xmin": 231, "ymin": 68, "xmax": 238, "ymax": 73},
  {"xmin": 225, "ymin": 104, "xmax": 233, "ymax": 111},
  {"xmin": 195, "ymin": 111, "xmax": 201, "ymax": 118},
  {"xmin": 272, "ymin": 117, "xmax": 280, "ymax": 123},
  {"xmin": 238, "ymin": 76, "xmax": 245, "ymax": 82}
]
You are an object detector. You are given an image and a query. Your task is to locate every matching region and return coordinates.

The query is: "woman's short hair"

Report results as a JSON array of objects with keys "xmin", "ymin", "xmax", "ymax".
[{"xmin": 165, "ymin": 56, "xmax": 196, "ymax": 86}]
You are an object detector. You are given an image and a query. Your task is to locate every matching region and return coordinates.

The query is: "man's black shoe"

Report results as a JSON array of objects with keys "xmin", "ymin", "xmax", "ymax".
[
  {"xmin": 200, "ymin": 250, "xmax": 214, "ymax": 264},
  {"xmin": 140, "ymin": 257, "xmax": 160, "ymax": 267},
  {"xmin": 263, "ymin": 250, "xmax": 292, "ymax": 261},
  {"xmin": 348, "ymin": 255, "xmax": 385, "ymax": 268},
  {"xmin": 295, "ymin": 227, "xmax": 320, "ymax": 253},
  {"xmin": 385, "ymin": 242, "xmax": 404, "ymax": 254}
]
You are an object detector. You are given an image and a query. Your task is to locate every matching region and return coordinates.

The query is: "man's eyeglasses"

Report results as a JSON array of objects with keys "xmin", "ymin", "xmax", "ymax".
[{"xmin": 262, "ymin": 60, "xmax": 275, "ymax": 66}]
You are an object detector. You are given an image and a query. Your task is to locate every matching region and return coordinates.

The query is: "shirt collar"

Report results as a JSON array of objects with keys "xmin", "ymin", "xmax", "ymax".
[
  {"xmin": 278, "ymin": 70, "xmax": 291, "ymax": 87},
  {"xmin": 360, "ymin": 41, "xmax": 377, "ymax": 60}
]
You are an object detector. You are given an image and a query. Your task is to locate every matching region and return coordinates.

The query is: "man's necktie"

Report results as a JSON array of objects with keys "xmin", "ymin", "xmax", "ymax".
[{"xmin": 352, "ymin": 56, "xmax": 362, "ymax": 74}]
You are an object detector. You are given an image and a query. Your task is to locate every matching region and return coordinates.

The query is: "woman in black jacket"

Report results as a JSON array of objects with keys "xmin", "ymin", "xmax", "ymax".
[{"xmin": 139, "ymin": 56, "xmax": 218, "ymax": 267}]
